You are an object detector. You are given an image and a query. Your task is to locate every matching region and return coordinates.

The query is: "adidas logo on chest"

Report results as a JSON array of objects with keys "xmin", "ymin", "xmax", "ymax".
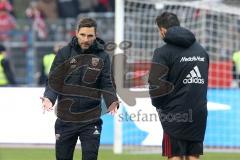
[{"xmin": 183, "ymin": 66, "xmax": 205, "ymax": 84}]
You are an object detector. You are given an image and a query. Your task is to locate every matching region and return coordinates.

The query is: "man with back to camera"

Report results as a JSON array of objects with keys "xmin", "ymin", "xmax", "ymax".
[
  {"xmin": 148, "ymin": 12, "xmax": 209, "ymax": 160},
  {"xmin": 41, "ymin": 18, "xmax": 119, "ymax": 160}
]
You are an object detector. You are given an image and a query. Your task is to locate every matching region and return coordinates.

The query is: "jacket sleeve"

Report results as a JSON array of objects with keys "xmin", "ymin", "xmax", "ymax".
[
  {"xmin": 99, "ymin": 54, "xmax": 118, "ymax": 108},
  {"xmin": 148, "ymin": 48, "xmax": 169, "ymax": 108},
  {"xmin": 43, "ymin": 49, "xmax": 66, "ymax": 105},
  {"xmin": 2, "ymin": 59, "xmax": 16, "ymax": 85}
]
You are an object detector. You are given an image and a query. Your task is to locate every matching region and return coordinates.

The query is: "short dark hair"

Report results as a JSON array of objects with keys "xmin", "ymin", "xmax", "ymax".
[
  {"xmin": 155, "ymin": 12, "xmax": 180, "ymax": 29},
  {"xmin": 77, "ymin": 18, "xmax": 97, "ymax": 32}
]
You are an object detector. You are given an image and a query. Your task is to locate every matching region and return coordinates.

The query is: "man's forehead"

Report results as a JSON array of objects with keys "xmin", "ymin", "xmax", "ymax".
[{"xmin": 78, "ymin": 27, "xmax": 95, "ymax": 34}]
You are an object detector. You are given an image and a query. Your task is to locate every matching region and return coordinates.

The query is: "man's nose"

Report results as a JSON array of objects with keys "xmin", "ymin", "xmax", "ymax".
[{"xmin": 83, "ymin": 36, "xmax": 89, "ymax": 42}]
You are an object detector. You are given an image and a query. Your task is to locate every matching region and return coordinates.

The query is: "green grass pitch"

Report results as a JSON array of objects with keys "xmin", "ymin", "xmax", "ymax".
[{"xmin": 0, "ymin": 148, "xmax": 240, "ymax": 160}]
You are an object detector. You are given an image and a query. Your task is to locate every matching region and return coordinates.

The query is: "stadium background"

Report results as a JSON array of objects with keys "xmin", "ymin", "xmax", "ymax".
[{"xmin": 1, "ymin": 0, "xmax": 240, "ymax": 159}]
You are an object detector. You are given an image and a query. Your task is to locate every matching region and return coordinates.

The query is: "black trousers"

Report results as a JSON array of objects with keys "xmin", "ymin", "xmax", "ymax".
[{"xmin": 55, "ymin": 118, "xmax": 103, "ymax": 160}]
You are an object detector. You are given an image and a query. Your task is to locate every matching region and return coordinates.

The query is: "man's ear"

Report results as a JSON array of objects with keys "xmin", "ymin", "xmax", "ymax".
[{"xmin": 160, "ymin": 27, "xmax": 167, "ymax": 38}]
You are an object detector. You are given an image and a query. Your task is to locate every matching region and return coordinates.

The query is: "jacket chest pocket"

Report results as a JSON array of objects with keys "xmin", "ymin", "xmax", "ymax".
[
  {"xmin": 82, "ymin": 56, "xmax": 104, "ymax": 84},
  {"xmin": 82, "ymin": 66, "xmax": 102, "ymax": 84}
]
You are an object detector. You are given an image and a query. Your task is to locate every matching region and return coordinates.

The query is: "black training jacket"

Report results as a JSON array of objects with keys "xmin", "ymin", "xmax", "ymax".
[
  {"xmin": 44, "ymin": 36, "xmax": 118, "ymax": 113},
  {"xmin": 149, "ymin": 26, "xmax": 209, "ymax": 141}
]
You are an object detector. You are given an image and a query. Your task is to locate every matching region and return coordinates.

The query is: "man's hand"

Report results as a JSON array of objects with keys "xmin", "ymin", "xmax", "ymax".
[
  {"xmin": 108, "ymin": 101, "xmax": 120, "ymax": 115},
  {"xmin": 40, "ymin": 97, "xmax": 53, "ymax": 114}
]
